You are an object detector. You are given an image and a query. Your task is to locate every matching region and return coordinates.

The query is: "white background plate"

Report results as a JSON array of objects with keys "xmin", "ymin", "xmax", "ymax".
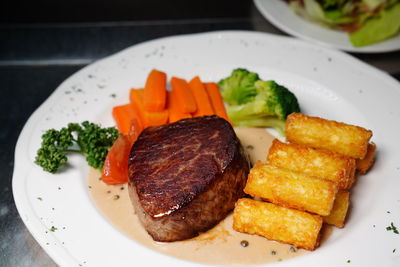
[
  {"xmin": 254, "ymin": 0, "xmax": 400, "ymax": 53},
  {"xmin": 13, "ymin": 31, "xmax": 400, "ymax": 267}
]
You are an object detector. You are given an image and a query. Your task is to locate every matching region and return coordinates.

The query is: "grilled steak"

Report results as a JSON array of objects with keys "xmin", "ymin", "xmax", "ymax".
[{"xmin": 128, "ymin": 116, "xmax": 250, "ymax": 242}]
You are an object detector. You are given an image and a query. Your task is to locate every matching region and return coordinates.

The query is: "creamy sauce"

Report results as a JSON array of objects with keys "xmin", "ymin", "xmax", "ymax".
[
  {"xmin": 88, "ymin": 127, "xmax": 311, "ymax": 265},
  {"xmin": 234, "ymin": 127, "xmax": 275, "ymax": 166}
]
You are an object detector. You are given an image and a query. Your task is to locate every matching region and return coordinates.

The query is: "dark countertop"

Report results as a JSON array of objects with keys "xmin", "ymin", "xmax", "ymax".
[{"xmin": 1, "ymin": 2, "xmax": 399, "ymax": 266}]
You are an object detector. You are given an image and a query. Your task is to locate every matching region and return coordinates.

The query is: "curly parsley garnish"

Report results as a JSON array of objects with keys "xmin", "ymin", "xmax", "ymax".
[{"xmin": 35, "ymin": 121, "xmax": 119, "ymax": 173}]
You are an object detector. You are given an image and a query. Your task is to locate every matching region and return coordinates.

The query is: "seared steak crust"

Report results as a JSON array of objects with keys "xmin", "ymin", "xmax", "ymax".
[{"xmin": 128, "ymin": 116, "xmax": 249, "ymax": 242}]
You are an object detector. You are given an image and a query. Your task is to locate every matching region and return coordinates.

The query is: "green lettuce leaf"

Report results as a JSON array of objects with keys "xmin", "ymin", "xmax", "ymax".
[{"xmin": 350, "ymin": 3, "xmax": 400, "ymax": 47}]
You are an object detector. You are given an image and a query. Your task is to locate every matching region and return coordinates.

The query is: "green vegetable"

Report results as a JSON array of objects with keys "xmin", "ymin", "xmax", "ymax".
[
  {"xmin": 218, "ymin": 69, "xmax": 300, "ymax": 135},
  {"xmin": 35, "ymin": 121, "xmax": 119, "ymax": 173},
  {"xmin": 288, "ymin": 0, "xmax": 400, "ymax": 47},
  {"xmin": 350, "ymin": 2, "xmax": 400, "ymax": 47},
  {"xmin": 218, "ymin": 68, "xmax": 260, "ymax": 106},
  {"xmin": 290, "ymin": 0, "xmax": 357, "ymax": 26}
]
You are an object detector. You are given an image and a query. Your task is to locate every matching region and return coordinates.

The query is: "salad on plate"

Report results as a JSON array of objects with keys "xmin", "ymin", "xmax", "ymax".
[{"xmin": 285, "ymin": 0, "xmax": 400, "ymax": 47}]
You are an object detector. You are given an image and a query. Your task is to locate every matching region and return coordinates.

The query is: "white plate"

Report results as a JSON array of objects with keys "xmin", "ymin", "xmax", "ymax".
[
  {"xmin": 13, "ymin": 31, "xmax": 400, "ymax": 267},
  {"xmin": 254, "ymin": 0, "xmax": 400, "ymax": 53}
]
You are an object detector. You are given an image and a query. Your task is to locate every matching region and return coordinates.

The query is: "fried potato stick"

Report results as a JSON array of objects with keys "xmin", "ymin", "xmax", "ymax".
[
  {"xmin": 244, "ymin": 163, "xmax": 338, "ymax": 216},
  {"xmin": 356, "ymin": 142, "xmax": 376, "ymax": 174},
  {"xmin": 233, "ymin": 198, "xmax": 323, "ymax": 250},
  {"xmin": 267, "ymin": 139, "xmax": 356, "ymax": 189},
  {"xmin": 323, "ymin": 190, "xmax": 350, "ymax": 228},
  {"xmin": 286, "ymin": 113, "xmax": 372, "ymax": 159}
]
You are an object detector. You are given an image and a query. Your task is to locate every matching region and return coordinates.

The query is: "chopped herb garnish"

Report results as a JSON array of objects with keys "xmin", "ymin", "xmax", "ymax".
[
  {"xmin": 347, "ymin": 260, "xmax": 351, "ymax": 263},
  {"xmin": 107, "ymin": 190, "xmax": 111, "ymax": 194},
  {"xmin": 240, "ymin": 240, "xmax": 249, "ymax": 247},
  {"xmin": 50, "ymin": 226, "xmax": 58, "ymax": 232},
  {"xmin": 37, "ymin": 197, "xmax": 43, "ymax": 201},
  {"xmin": 289, "ymin": 246, "xmax": 297, "ymax": 253},
  {"xmin": 88, "ymin": 185, "xmax": 92, "ymax": 189},
  {"xmin": 110, "ymin": 93, "xmax": 116, "ymax": 98},
  {"xmin": 393, "ymin": 248, "xmax": 396, "ymax": 253},
  {"xmin": 271, "ymin": 250, "xmax": 277, "ymax": 255},
  {"xmin": 387, "ymin": 211, "xmax": 391, "ymax": 214},
  {"xmin": 386, "ymin": 222, "xmax": 399, "ymax": 234}
]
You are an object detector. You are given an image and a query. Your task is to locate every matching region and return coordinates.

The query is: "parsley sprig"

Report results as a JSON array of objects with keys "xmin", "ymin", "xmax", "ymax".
[{"xmin": 35, "ymin": 121, "xmax": 119, "ymax": 173}]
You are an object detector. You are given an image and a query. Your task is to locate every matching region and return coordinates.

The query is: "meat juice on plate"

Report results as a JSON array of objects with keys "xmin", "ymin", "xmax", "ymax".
[{"xmin": 88, "ymin": 127, "xmax": 308, "ymax": 265}]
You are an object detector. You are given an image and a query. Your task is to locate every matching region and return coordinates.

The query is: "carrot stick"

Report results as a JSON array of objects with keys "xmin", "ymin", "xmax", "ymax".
[
  {"xmin": 189, "ymin": 76, "xmax": 214, "ymax": 117},
  {"xmin": 143, "ymin": 69, "xmax": 167, "ymax": 112},
  {"xmin": 112, "ymin": 104, "xmax": 143, "ymax": 135},
  {"xmin": 130, "ymin": 88, "xmax": 168, "ymax": 127},
  {"xmin": 144, "ymin": 110, "xmax": 169, "ymax": 126},
  {"xmin": 204, "ymin": 82, "xmax": 230, "ymax": 122},
  {"xmin": 170, "ymin": 77, "xmax": 197, "ymax": 114},
  {"xmin": 167, "ymin": 91, "xmax": 192, "ymax": 123},
  {"xmin": 130, "ymin": 88, "xmax": 145, "ymax": 120}
]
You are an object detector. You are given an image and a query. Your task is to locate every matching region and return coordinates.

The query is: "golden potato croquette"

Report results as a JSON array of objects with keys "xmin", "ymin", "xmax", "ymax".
[
  {"xmin": 323, "ymin": 191, "xmax": 350, "ymax": 228},
  {"xmin": 233, "ymin": 198, "xmax": 323, "ymax": 250},
  {"xmin": 267, "ymin": 139, "xmax": 356, "ymax": 189},
  {"xmin": 244, "ymin": 163, "xmax": 338, "ymax": 216},
  {"xmin": 286, "ymin": 113, "xmax": 372, "ymax": 159},
  {"xmin": 356, "ymin": 142, "xmax": 376, "ymax": 174}
]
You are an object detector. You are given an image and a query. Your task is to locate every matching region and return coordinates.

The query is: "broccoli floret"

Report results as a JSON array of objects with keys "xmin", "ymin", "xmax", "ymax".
[
  {"xmin": 218, "ymin": 68, "xmax": 260, "ymax": 105},
  {"xmin": 223, "ymin": 77, "xmax": 300, "ymax": 136},
  {"xmin": 35, "ymin": 121, "xmax": 119, "ymax": 173}
]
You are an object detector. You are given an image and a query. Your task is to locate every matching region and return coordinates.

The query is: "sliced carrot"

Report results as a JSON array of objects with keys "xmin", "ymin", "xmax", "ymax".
[
  {"xmin": 204, "ymin": 82, "xmax": 230, "ymax": 122},
  {"xmin": 102, "ymin": 135, "xmax": 131, "ymax": 185},
  {"xmin": 130, "ymin": 88, "xmax": 145, "ymax": 119},
  {"xmin": 167, "ymin": 91, "xmax": 192, "ymax": 123},
  {"xmin": 189, "ymin": 76, "xmax": 214, "ymax": 117},
  {"xmin": 143, "ymin": 69, "xmax": 167, "ymax": 112},
  {"xmin": 130, "ymin": 88, "xmax": 168, "ymax": 127},
  {"xmin": 170, "ymin": 77, "xmax": 197, "ymax": 114},
  {"xmin": 144, "ymin": 110, "xmax": 169, "ymax": 126},
  {"xmin": 112, "ymin": 104, "xmax": 142, "ymax": 135}
]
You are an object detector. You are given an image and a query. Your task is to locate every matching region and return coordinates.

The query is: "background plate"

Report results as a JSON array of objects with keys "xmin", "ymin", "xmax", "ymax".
[
  {"xmin": 13, "ymin": 31, "xmax": 400, "ymax": 266},
  {"xmin": 254, "ymin": 0, "xmax": 400, "ymax": 53}
]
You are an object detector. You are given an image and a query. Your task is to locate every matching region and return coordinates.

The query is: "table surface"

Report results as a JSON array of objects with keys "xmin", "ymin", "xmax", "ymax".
[{"xmin": 1, "ymin": 1, "xmax": 399, "ymax": 266}]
